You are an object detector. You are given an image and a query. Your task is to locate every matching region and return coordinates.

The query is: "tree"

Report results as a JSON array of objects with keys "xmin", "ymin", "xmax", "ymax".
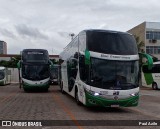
[
  {"xmin": 134, "ymin": 35, "xmax": 144, "ymax": 52},
  {"xmin": 50, "ymin": 59, "xmax": 59, "ymax": 64},
  {"xmin": 134, "ymin": 35, "xmax": 158, "ymax": 62},
  {"xmin": 0, "ymin": 55, "xmax": 21, "ymax": 68}
]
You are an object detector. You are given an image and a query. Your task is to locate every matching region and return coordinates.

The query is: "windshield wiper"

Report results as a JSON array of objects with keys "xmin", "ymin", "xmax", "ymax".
[
  {"xmin": 103, "ymin": 80, "xmax": 115, "ymax": 83},
  {"xmin": 119, "ymin": 82, "xmax": 135, "ymax": 85}
]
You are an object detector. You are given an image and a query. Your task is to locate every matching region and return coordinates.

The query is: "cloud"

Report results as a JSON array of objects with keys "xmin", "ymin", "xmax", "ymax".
[
  {"xmin": 0, "ymin": 0, "xmax": 160, "ymax": 54},
  {"xmin": 15, "ymin": 24, "xmax": 48, "ymax": 40},
  {"xmin": 0, "ymin": 28, "xmax": 16, "ymax": 38}
]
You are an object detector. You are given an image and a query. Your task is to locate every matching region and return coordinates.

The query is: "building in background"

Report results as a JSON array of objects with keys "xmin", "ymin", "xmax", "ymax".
[
  {"xmin": 0, "ymin": 41, "xmax": 7, "ymax": 54},
  {"xmin": 128, "ymin": 22, "xmax": 160, "ymax": 59}
]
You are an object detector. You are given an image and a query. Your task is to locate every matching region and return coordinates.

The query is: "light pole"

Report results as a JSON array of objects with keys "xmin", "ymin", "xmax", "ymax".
[{"xmin": 69, "ymin": 33, "xmax": 75, "ymax": 40}]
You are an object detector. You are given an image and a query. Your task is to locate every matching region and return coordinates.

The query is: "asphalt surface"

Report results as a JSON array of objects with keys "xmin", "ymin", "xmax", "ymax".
[{"xmin": 0, "ymin": 84, "xmax": 160, "ymax": 129}]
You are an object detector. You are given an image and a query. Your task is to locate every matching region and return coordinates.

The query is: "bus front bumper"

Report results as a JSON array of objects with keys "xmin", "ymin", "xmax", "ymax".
[
  {"xmin": 22, "ymin": 81, "xmax": 50, "ymax": 90},
  {"xmin": 0, "ymin": 80, "xmax": 5, "ymax": 86},
  {"xmin": 85, "ymin": 91, "xmax": 139, "ymax": 107}
]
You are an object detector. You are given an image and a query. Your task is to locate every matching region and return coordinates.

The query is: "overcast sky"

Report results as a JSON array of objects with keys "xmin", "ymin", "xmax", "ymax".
[{"xmin": 0, "ymin": 0, "xmax": 159, "ymax": 55}]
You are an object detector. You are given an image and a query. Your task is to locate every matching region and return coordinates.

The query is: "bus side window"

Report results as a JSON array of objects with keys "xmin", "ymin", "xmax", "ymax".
[
  {"xmin": 153, "ymin": 64, "xmax": 160, "ymax": 73},
  {"xmin": 72, "ymin": 60, "xmax": 78, "ymax": 78},
  {"xmin": 79, "ymin": 55, "xmax": 86, "ymax": 81},
  {"xmin": 74, "ymin": 52, "xmax": 78, "ymax": 59},
  {"xmin": 143, "ymin": 64, "xmax": 160, "ymax": 73}
]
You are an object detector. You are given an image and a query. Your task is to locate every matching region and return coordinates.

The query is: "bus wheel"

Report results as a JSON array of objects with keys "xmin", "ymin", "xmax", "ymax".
[
  {"xmin": 60, "ymin": 82, "xmax": 64, "ymax": 94},
  {"xmin": 44, "ymin": 88, "xmax": 48, "ymax": 92},
  {"xmin": 152, "ymin": 83, "xmax": 158, "ymax": 90},
  {"xmin": 24, "ymin": 88, "xmax": 29, "ymax": 92},
  {"xmin": 75, "ymin": 89, "xmax": 81, "ymax": 105}
]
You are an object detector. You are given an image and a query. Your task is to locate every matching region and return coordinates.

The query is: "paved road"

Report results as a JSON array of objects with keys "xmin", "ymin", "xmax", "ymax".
[{"xmin": 0, "ymin": 84, "xmax": 159, "ymax": 129}]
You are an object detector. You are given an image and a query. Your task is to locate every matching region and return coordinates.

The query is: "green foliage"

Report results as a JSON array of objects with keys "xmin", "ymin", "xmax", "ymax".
[
  {"xmin": 134, "ymin": 35, "xmax": 158, "ymax": 62},
  {"xmin": 50, "ymin": 59, "xmax": 59, "ymax": 64},
  {"xmin": 134, "ymin": 35, "xmax": 145, "ymax": 52},
  {"xmin": 0, "ymin": 55, "xmax": 59, "ymax": 68},
  {"xmin": 0, "ymin": 56, "xmax": 21, "ymax": 68}
]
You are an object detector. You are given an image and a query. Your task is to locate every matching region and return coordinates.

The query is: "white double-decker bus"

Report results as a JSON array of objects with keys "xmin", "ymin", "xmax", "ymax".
[
  {"xmin": 17, "ymin": 49, "xmax": 52, "ymax": 91},
  {"xmin": 59, "ymin": 29, "xmax": 150, "ymax": 107},
  {"xmin": 0, "ymin": 67, "xmax": 11, "ymax": 85},
  {"xmin": 142, "ymin": 61, "xmax": 160, "ymax": 90}
]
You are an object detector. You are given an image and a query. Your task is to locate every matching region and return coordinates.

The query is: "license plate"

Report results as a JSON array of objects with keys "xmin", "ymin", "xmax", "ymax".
[{"xmin": 111, "ymin": 105, "xmax": 119, "ymax": 107}]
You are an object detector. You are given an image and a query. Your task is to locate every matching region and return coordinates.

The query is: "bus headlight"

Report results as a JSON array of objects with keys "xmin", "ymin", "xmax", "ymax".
[
  {"xmin": 130, "ymin": 92, "xmax": 139, "ymax": 96},
  {"xmin": 94, "ymin": 92, "xmax": 100, "ymax": 96},
  {"xmin": 85, "ymin": 88, "xmax": 100, "ymax": 96}
]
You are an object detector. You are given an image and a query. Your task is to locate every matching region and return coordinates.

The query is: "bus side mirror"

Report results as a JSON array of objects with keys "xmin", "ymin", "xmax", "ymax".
[
  {"xmin": 85, "ymin": 50, "xmax": 91, "ymax": 65},
  {"xmin": 142, "ymin": 65, "xmax": 152, "ymax": 73},
  {"xmin": 17, "ymin": 61, "xmax": 21, "ymax": 69},
  {"xmin": 139, "ymin": 53, "xmax": 153, "ymax": 70}
]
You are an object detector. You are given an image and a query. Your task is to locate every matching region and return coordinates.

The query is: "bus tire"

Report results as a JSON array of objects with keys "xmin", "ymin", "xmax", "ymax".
[
  {"xmin": 75, "ymin": 87, "xmax": 81, "ymax": 105},
  {"xmin": 60, "ymin": 81, "xmax": 65, "ymax": 94},
  {"xmin": 23, "ymin": 88, "xmax": 29, "ymax": 92},
  {"xmin": 44, "ymin": 88, "xmax": 48, "ymax": 92},
  {"xmin": 152, "ymin": 82, "xmax": 158, "ymax": 90}
]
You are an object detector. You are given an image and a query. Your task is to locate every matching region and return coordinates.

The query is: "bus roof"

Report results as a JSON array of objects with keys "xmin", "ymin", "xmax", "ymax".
[
  {"xmin": 153, "ymin": 61, "xmax": 160, "ymax": 65},
  {"xmin": 22, "ymin": 49, "xmax": 48, "ymax": 52},
  {"xmin": 80, "ymin": 29, "xmax": 132, "ymax": 35}
]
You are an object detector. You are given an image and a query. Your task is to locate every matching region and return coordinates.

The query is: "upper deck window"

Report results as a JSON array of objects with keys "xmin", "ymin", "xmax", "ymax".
[
  {"xmin": 87, "ymin": 31, "xmax": 138, "ymax": 55},
  {"xmin": 22, "ymin": 50, "xmax": 49, "ymax": 63}
]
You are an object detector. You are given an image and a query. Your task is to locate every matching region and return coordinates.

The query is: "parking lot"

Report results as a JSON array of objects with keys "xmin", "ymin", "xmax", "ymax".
[{"xmin": 0, "ymin": 84, "xmax": 160, "ymax": 129}]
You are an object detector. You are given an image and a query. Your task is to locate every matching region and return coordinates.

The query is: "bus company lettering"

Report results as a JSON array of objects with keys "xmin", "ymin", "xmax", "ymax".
[
  {"xmin": 101, "ymin": 54, "xmax": 130, "ymax": 60},
  {"xmin": 101, "ymin": 54, "xmax": 109, "ymax": 58}
]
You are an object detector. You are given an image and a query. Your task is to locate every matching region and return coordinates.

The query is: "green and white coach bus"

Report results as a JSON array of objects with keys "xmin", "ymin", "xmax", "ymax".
[
  {"xmin": 60, "ymin": 29, "xmax": 149, "ymax": 107},
  {"xmin": 0, "ymin": 67, "xmax": 11, "ymax": 85},
  {"xmin": 142, "ymin": 61, "xmax": 160, "ymax": 90},
  {"xmin": 17, "ymin": 49, "xmax": 52, "ymax": 91}
]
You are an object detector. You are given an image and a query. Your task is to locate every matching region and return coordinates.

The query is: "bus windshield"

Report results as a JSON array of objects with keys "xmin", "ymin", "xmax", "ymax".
[
  {"xmin": 0, "ymin": 70, "xmax": 5, "ymax": 80},
  {"xmin": 50, "ymin": 66, "xmax": 58, "ymax": 79},
  {"xmin": 22, "ymin": 64, "xmax": 50, "ymax": 81},
  {"xmin": 87, "ymin": 31, "xmax": 138, "ymax": 55},
  {"xmin": 90, "ymin": 58, "xmax": 139, "ymax": 90}
]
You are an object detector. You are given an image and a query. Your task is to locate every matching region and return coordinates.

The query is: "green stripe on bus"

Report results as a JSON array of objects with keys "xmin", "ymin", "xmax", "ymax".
[
  {"xmin": 144, "ymin": 73, "xmax": 153, "ymax": 85},
  {"xmin": 0, "ymin": 80, "xmax": 5, "ymax": 86}
]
